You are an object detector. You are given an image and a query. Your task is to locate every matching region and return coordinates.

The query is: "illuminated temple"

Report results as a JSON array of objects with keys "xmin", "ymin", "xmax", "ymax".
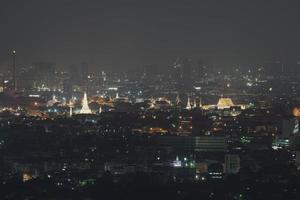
[
  {"xmin": 80, "ymin": 92, "xmax": 92, "ymax": 114},
  {"xmin": 217, "ymin": 98, "xmax": 234, "ymax": 109},
  {"xmin": 201, "ymin": 97, "xmax": 248, "ymax": 110}
]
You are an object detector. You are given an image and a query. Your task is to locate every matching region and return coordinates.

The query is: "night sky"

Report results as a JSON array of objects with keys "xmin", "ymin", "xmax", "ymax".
[{"xmin": 1, "ymin": 0, "xmax": 300, "ymax": 69}]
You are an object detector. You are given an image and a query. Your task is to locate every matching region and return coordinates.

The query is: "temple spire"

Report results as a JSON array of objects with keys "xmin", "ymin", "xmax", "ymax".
[
  {"xmin": 80, "ymin": 92, "xmax": 92, "ymax": 114},
  {"xmin": 68, "ymin": 99, "xmax": 74, "ymax": 117},
  {"xmin": 150, "ymin": 97, "xmax": 155, "ymax": 108},
  {"xmin": 186, "ymin": 96, "xmax": 191, "ymax": 110},
  {"xmin": 199, "ymin": 97, "xmax": 203, "ymax": 108},
  {"xmin": 69, "ymin": 107, "xmax": 73, "ymax": 117},
  {"xmin": 176, "ymin": 94, "xmax": 181, "ymax": 105},
  {"xmin": 193, "ymin": 99, "xmax": 197, "ymax": 108}
]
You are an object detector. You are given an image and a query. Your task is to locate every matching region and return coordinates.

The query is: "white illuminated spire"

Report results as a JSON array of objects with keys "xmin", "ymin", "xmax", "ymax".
[
  {"xmin": 186, "ymin": 96, "xmax": 191, "ymax": 110},
  {"xmin": 68, "ymin": 99, "xmax": 74, "ymax": 117},
  {"xmin": 80, "ymin": 92, "xmax": 92, "ymax": 114},
  {"xmin": 69, "ymin": 107, "xmax": 73, "ymax": 117},
  {"xmin": 199, "ymin": 97, "xmax": 203, "ymax": 108},
  {"xmin": 176, "ymin": 94, "xmax": 181, "ymax": 105},
  {"xmin": 193, "ymin": 99, "xmax": 197, "ymax": 108}
]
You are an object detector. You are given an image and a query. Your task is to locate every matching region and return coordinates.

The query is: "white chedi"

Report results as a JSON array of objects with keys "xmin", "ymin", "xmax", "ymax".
[{"xmin": 80, "ymin": 92, "xmax": 92, "ymax": 114}]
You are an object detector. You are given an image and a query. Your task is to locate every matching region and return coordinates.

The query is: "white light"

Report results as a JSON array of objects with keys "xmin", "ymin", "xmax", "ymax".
[
  {"xmin": 108, "ymin": 87, "xmax": 118, "ymax": 91},
  {"xmin": 29, "ymin": 94, "xmax": 40, "ymax": 97}
]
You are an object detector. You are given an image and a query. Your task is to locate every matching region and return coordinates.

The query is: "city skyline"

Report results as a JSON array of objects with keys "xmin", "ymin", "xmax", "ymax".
[{"xmin": 2, "ymin": 1, "xmax": 300, "ymax": 199}]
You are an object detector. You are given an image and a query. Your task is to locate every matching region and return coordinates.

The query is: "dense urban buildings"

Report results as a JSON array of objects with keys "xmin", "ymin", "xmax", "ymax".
[{"xmin": 1, "ymin": 59, "xmax": 300, "ymax": 199}]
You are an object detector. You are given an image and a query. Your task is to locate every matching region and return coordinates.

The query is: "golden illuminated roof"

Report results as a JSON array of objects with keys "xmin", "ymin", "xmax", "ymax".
[
  {"xmin": 293, "ymin": 107, "xmax": 300, "ymax": 117},
  {"xmin": 217, "ymin": 98, "xmax": 234, "ymax": 109}
]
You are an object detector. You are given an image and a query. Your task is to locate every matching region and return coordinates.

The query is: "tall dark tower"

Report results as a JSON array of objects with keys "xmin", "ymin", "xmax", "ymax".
[{"xmin": 12, "ymin": 50, "xmax": 17, "ymax": 91}]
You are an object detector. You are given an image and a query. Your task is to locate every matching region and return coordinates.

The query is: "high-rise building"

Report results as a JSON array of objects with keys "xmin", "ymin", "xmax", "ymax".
[
  {"xmin": 224, "ymin": 154, "xmax": 240, "ymax": 174},
  {"xmin": 281, "ymin": 117, "xmax": 299, "ymax": 139},
  {"xmin": 12, "ymin": 50, "xmax": 17, "ymax": 91},
  {"xmin": 177, "ymin": 112, "xmax": 193, "ymax": 136},
  {"xmin": 172, "ymin": 58, "xmax": 194, "ymax": 92},
  {"xmin": 194, "ymin": 136, "xmax": 227, "ymax": 152},
  {"xmin": 295, "ymin": 151, "xmax": 300, "ymax": 167},
  {"xmin": 197, "ymin": 59, "xmax": 206, "ymax": 80},
  {"xmin": 18, "ymin": 62, "xmax": 56, "ymax": 90},
  {"xmin": 181, "ymin": 58, "xmax": 193, "ymax": 89}
]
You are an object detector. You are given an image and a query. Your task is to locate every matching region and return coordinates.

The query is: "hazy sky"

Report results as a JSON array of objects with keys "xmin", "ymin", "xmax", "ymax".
[{"xmin": 1, "ymin": 0, "xmax": 300, "ymax": 69}]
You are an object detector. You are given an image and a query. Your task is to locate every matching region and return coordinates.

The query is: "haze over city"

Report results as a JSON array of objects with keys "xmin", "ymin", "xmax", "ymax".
[{"xmin": 1, "ymin": 0, "xmax": 300, "ymax": 69}]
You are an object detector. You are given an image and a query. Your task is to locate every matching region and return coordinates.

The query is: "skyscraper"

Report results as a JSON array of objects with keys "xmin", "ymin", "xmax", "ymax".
[
  {"xmin": 12, "ymin": 50, "xmax": 17, "ymax": 91},
  {"xmin": 224, "ymin": 154, "xmax": 240, "ymax": 174},
  {"xmin": 172, "ymin": 58, "xmax": 194, "ymax": 93}
]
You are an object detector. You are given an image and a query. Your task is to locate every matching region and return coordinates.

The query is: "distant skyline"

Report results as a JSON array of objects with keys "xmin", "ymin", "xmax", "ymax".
[{"xmin": 1, "ymin": 0, "xmax": 300, "ymax": 70}]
